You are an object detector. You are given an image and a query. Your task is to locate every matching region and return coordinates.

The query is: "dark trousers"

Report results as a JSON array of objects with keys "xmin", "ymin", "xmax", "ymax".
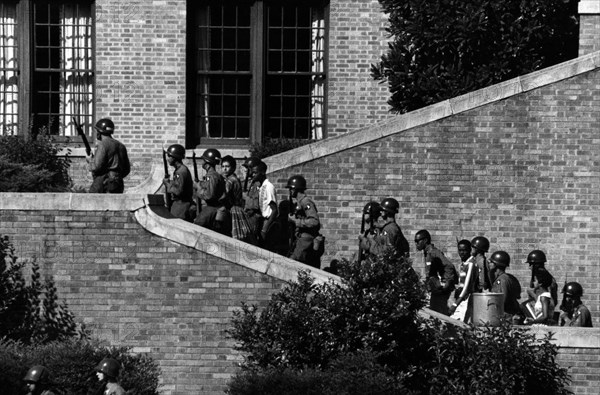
[
  {"xmin": 89, "ymin": 174, "xmax": 124, "ymax": 193},
  {"xmin": 290, "ymin": 234, "xmax": 320, "ymax": 269}
]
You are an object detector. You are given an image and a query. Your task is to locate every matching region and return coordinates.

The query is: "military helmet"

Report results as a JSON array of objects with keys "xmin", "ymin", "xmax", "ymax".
[
  {"xmin": 166, "ymin": 144, "xmax": 185, "ymax": 160},
  {"xmin": 526, "ymin": 250, "xmax": 547, "ymax": 265},
  {"xmin": 94, "ymin": 118, "xmax": 115, "ymax": 135},
  {"xmin": 201, "ymin": 148, "xmax": 221, "ymax": 166},
  {"xmin": 23, "ymin": 365, "xmax": 49, "ymax": 383},
  {"xmin": 286, "ymin": 175, "xmax": 307, "ymax": 191},
  {"xmin": 362, "ymin": 201, "xmax": 381, "ymax": 217},
  {"xmin": 241, "ymin": 156, "xmax": 261, "ymax": 169},
  {"xmin": 470, "ymin": 236, "xmax": 490, "ymax": 253},
  {"xmin": 380, "ymin": 198, "xmax": 399, "ymax": 214},
  {"xmin": 489, "ymin": 250, "xmax": 510, "ymax": 268},
  {"xmin": 563, "ymin": 282, "xmax": 583, "ymax": 298},
  {"xmin": 96, "ymin": 358, "xmax": 121, "ymax": 379}
]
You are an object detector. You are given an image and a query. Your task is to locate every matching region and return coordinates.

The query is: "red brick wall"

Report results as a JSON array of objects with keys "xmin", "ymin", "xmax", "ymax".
[
  {"xmin": 0, "ymin": 209, "xmax": 283, "ymax": 395},
  {"xmin": 269, "ymin": 68, "xmax": 600, "ymax": 327}
]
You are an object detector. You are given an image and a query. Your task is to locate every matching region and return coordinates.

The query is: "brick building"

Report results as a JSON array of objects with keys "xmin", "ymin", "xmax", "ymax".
[{"xmin": 2, "ymin": 1, "xmax": 600, "ymax": 394}]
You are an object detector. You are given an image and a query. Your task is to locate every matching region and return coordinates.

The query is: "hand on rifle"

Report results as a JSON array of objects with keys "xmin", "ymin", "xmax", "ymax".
[{"xmin": 85, "ymin": 151, "xmax": 94, "ymax": 164}]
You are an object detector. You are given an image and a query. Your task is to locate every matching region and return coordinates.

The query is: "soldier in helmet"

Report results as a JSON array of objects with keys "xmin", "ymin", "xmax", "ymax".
[
  {"xmin": 559, "ymin": 282, "xmax": 592, "ymax": 327},
  {"xmin": 162, "ymin": 144, "xmax": 194, "ymax": 221},
  {"xmin": 470, "ymin": 236, "xmax": 492, "ymax": 292},
  {"xmin": 358, "ymin": 201, "xmax": 381, "ymax": 261},
  {"xmin": 23, "ymin": 365, "xmax": 56, "ymax": 395},
  {"xmin": 487, "ymin": 251, "xmax": 522, "ymax": 321},
  {"xmin": 415, "ymin": 229, "xmax": 457, "ymax": 316},
  {"xmin": 358, "ymin": 197, "xmax": 410, "ymax": 258},
  {"xmin": 242, "ymin": 157, "xmax": 262, "ymax": 241},
  {"xmin": 87, "ymin": 358, "xmax": 125, "ymax": 395},
  {"xmin": 287, "ymin": 174, "xmax": 321, "ymax": 268},
  {"xmin": 86, "ymin": 118, "xmax": 131, "ymax": 193},
  {"xmin": 521, "ymin": 250, "xmax": 558, "ymax": 321},
  {"xmin": 194, "ymin": 148, "xmax": 228, "ymax": 234}
]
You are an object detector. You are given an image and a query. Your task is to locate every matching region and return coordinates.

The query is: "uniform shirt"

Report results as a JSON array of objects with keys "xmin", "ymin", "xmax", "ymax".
[
  {"xmin": 294, "ymin": 195, "xmax": 320, "ymax": 236},
  {"xmin": 104, "ymin": 382, "xmax": 126, "ymax": 395},
  {"xmin": 368, "ymin": 221, "xmax": 409, "ymax": 256},
  {"xmin": 424, "ymin": 244, "xmax": 457, "ymax": 293},
  {"xmin": 567, "ymin": 304, "xmax": 593, "ymax": 327},
  {"xmin": 473, "ymin": 254, "xmax": 491, "ymax": 292},
  {"xmin": 199, "ymin": 167, "xmax": 225, "ymax": 206},
  {"xmin": 89, "ymin": 136, "xmax": 130, "ymax": 178},
  {"xmin": 491, "ymin": 271, "xmax": 522, "ymax": 315},
  {"xmin": 259, "ymin": 178, "xmax": 277, "ymax": 218},
  {"xmin": 167, "ymin": 163, "xmax": 193, "ymax": 202}
]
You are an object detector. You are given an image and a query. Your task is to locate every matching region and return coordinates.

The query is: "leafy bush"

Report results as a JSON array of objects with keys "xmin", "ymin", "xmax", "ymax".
[
  {"xmin": 372, "ymin": 0, "xmax": 579, "ymax": 113},
  {"xmin": 0, "ymin": 128, "xmax": 71, "ymax": 191},
  {"xmin": 228, "ymin": 251, "xmax": 427, "ymax": 372},
  {"xmin": 228, "ymin": 251, "xmax": 572, "ymax": 394},
  {"xmin": 249, "ymin": 138, "xmax": 314, "ymax": 159},
  {"xmin": 0, "ymin": 235, "xmax": 86, "ymax": 344},
  {"xmin": 0, "ymin": 339, "xmax": 161, "ymax": 395}
]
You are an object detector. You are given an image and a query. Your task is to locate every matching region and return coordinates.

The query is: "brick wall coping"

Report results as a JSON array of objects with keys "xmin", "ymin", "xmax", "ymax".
[
  {"xmin": 579, "ymin": 0, "xmax": 600, "ymax": 13},
  {"xmin": 266, "ymin": 50, "xmax": 600, "ymax": 173},
  {"xmin": 0, "ymin": 192, "xmax": 145, "ymax": 211}
]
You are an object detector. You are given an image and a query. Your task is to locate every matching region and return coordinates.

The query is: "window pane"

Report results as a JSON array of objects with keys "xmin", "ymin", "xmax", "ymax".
[{"xmin": 0, "ymin": 1, "xmax": 19, "ymax": 135}]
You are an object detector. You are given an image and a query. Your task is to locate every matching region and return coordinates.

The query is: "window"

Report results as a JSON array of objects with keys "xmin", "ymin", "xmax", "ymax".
[
  {"xmin": 0, "ymin": 0, "xmax": 94, "ymax": 138},
  {"xmin": 187, "ymin": 0, "xmax": 327, "ymax": 147}
]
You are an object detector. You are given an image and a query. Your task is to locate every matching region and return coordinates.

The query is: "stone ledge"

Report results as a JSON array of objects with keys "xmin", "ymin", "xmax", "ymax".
[
  {"xmin": 0, "ymin": 192, "xmax": 145, "ymax": 211},
  {"xmin": 579, "ymin": 0, "xmax": 600, "ymax": 14}
]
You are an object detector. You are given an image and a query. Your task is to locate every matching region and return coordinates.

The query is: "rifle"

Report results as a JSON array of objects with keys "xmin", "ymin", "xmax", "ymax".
[
  {"xmin": 162, "ymin": 149, "xmax": 173, "ymax": 209},
  {"xmin": 358, "ymin": 209, "xmax": 366, "ymax": 262},
  {"xmin": 72, "ymin": 117, "xmax": 91, "ymax": 156},
  {"xmin": 192, "ymin": 152, "xmax": 201, "ymax": 216}
]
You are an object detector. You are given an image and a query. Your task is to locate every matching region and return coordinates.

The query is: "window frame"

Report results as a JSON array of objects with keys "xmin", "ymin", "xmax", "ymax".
[
  {"xmin": 3, "ymin": 0, "xmax": 96, "ymax": 142},
  {"xmin": 186, "ymin": 0, "xmax": 329, "ymax": 148}
]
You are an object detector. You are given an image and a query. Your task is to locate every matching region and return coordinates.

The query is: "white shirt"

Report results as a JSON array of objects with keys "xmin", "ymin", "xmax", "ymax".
[{"xmin": 259, "ymin": 178, "xmax": 277, "ymax": 218}]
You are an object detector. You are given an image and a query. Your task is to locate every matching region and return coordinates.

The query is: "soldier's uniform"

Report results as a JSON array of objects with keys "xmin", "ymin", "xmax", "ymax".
[
  {"xmin": 472, "ymin": 254, "xmax": 491, "ymax": 292},
  {"xmin": 364, "ymin": 221, "xmax": 409, "ymax": 257},
  {"xmin": 195, "ymin": 166, "xmax": 226, "ymax": 231},
  {"xmin": 166, "ymin": 162, "xmax": 193, "ymax": 221},
  {"xmin": 565, "ymin": 304, "xmax": 593, "ymax": 327},
  {"xmin": 290, "ymin": 194, "xmax": 321, "ymax": 268},
  {"xmin": 491, "ymin": 271, "xmax": 522, "ymax": 316},
  {"xmin": 88, "ymin": 119, "xmax": 130, "ymax": 193}
]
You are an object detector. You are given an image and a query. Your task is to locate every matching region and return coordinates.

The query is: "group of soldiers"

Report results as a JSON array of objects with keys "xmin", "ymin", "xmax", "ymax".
[
  {"xmin": 413, "ymin": 231, "xmax": 592, "ymax": 327},
  {"xmin": 84, "ymin": 119, "xmax": 593, "ymax": 327},
  {"xmin": 21, "ymin": 358, "xmax": 125, "ymax": 395},
  {"xmin": 161, "ymin": 145, "xmax": 325, "ymax": 268}
]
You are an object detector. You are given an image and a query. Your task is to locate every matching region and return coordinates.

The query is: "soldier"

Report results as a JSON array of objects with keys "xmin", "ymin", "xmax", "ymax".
[
  {"xmin": 242, "ymin": 157, "xmax": 262, "ymax": 241},
  {"xmin": 487, "ymin": 251, "xmax": 522, "ymax": 321},
  {"xmin": 88, "ymin": 358, "xmax": 125, "ymax": 395},
  {"xmin": 415, "ymin": 229, "xmax": 457, "ymax": 316},
  {"xmin": 357, "ymin": 201, "xmax": 381, "ymax": 262},
  {"xmin": 470, "ymin": 236, "xmax": 492, "ymax": 292},
  {"xmin": 162, "ymin": 144, "xmax": 193, "ymax": 221},
  {"xmin": 358, "ymin": 197, "xmax": 410, "ymax": 258},
  {"xmin": 521, "ymin": 250, "xmax": 558, "ymax": 321},
  {"xmin": 194, "ymin": 149, "xmax": 228, "ymax": 234},
  {"xmin": 23, "ymin": 365, "xmax": 56, "ymax": 395},
  {"xmin": 559, "ymin": 282, "xmax": 593, "ymax": 327},
  {"xmin": 86, "ymin": 118, "xmax": 131, "ymax": 193},
  {"xmin": 287, "ymin": 175, "xmax": 322, "ymax": 268}
]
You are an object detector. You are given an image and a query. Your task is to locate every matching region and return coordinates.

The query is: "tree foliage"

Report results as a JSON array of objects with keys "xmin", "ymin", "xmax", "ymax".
[
  {"xmin": 372, "ymin": 0, "xmax": 579, "ymax": 113},
  {"xmin": 0, "ymin": 235, "xmax": 86, "ymax": 344},
  {"xmin": 228, "ymin": 251, "xmax": 572, "ymax": 394}
]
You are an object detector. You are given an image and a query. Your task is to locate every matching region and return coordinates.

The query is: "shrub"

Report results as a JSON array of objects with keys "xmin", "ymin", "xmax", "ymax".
[
  {"xmin": 0, "ymin": 235, "xmax": 86, "ymax": 344},
  {"xmin": 0, "ymin": 127, "xmax": 71, "ymax": 192},
  {"xmin": 0, "ymin": 339, "xmax": 161, "ymax": 395},
  {"xmin": 372, "ymin": 0, "xmax": 579, "ymax": 113},
  {"xmin": 249, "ymin": 138, "xmax": 313, "ymax": 159}
]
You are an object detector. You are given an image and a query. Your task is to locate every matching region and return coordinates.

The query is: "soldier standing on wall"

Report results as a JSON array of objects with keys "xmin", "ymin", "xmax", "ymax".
[
  {"xmin": 86, "ymin": 118, "xmax": 130, "ymax": 193},
  {"xmin": 162, "ymin": 144, "xmax": 194, "ymax": 221},
  {"xmin": 470, "ymin": 236, "xmax": 492, "ymax": 292},
  {"xmin": 358, "ymin": 198, "xmax": 410, "ymax": 258},
  {"xmin": 287, "ymin": 175, "xmax": 323, "ymax": 268}
]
